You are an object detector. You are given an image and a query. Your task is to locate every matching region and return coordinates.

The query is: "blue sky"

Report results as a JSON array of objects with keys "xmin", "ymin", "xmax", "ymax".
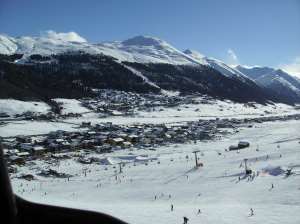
[{"xmin": 0, "ymin": 0, "xmax": 300, "ymax": 74}]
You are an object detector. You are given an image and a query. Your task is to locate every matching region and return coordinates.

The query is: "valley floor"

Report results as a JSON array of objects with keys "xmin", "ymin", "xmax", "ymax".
[
  {"xmin": 1, "ymin": 98, "xmax": 299, "ymax": 137},
  {"xmin": 11, "ymin": 119, "xmax": 300, "ymax": 224}
]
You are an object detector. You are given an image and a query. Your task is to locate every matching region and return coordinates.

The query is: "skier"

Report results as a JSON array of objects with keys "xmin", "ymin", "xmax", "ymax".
[
  {"xmin": 197, "ymin": 209, "xmax": 201, "ymax": 214},
  {"xmin": 171, "ymin": 204, "xmax": 174, "ymax": 211},
  {"xmin": 169, "ymin": 194, "xmax": 172, "ymax": 199},
  {"xmin": 183, "ymin": 216, "xmax": 189, "ymax": 224},
  {"xmin": 154, "ymin": 195, "xmax": 157, "ymax": 200},
  {"xmin": 250, "ymin": 208, "xmax": 254, "ymax": 216},
  {"xmin": 271, "ymin": 183, "xmax": 274, "ymax": 189}
]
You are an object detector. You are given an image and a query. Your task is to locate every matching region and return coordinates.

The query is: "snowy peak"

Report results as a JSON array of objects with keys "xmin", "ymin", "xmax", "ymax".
[
  {"xmin": 236, "ymin": 65, "xmax": 300, "ymax": 87},
  {"xmin": 235, "ymin": 65, "xmax": 275, "ymax": 80},
  {"xmin": 121, "ymin": 35, "xmax": 168, "ymax": 47},
  {"xmin": 183, "ymin": 49, "xmax": 252, "ymax": 83},
  {"xmin": 41, "ymin": 30, "xmax": 87, "ymax": 43},
  {"xmin": 183, "ymin": 49, "xmax": 205, "ymax": 60},
  {"xmin": 236, "ymin": 65, "xmax": 300, "ymax": 100},
  {"xmin": 183, "ymin": 49, "xmax": 208, "ymax": 65}
]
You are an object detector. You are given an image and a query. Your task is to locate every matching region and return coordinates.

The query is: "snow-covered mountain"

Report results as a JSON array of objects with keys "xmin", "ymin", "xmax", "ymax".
[
  {"xmin": 0, "ymin": 33, "xmax": 252, "ymax": 82},
  {"xmin": 0, "ymin": 33, "xmax": 201, "ymax": 65},
  {"xmin": 236, "ymin": 65, "xmax": 300, "ymax": 102},
  {"xmin": 1, "ymin": 32, "xmax": 299, "ymax": 104}
]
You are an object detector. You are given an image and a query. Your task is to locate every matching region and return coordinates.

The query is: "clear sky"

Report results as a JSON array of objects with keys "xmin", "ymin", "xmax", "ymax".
[{"xmin": 0, "ymin": 0, "xmax": 300, "ymax": 74}]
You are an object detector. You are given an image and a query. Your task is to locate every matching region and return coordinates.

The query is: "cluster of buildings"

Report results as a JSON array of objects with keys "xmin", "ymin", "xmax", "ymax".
[
  {"xmin": 2, "ymin": 118, "xmax": 226, "ymax": 167},
  {"xmin": 2, "ymin": 112, "xmax": 300, "ymax": 170},
  {"xmin": 82, "ymin": 89, "xmax": 211, "ymax": 116}
]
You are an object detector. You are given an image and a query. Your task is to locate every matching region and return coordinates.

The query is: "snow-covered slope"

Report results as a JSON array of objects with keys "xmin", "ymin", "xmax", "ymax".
[
  {"xmin": 11, "ymin": 119, "xmax": 300, "ymax": 224},
  {"xmin": 0, "ymin": 33, "xmax": 203, "ymax": 65},
  {"xmin": 98, "ymin": 36, "xmax": 205, "ymax": 65},
  {"xmin": 184, "ymin": 49, "xmax": 252, "ymax": 83}
]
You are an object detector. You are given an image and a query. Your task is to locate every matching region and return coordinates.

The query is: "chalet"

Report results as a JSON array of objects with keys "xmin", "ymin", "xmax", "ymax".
[
  {"xmin": 16, "ymin": 152, "xmax": 30, "ymax": 157},
  {"xmin": 125, "ymin": 134, "xmax": 139, "ymax": 143},
  {"xmin": 154, "ymin": 138, "xmax": 164, "ymax": 144},
  {"xmin": 164, "ymin": 133, "xmax": 172, "ymax": 139},
  {"xmin": 70, "ymin": 139, "xmax": 81, "ymax": 149},
  {"xmin": 81, "ymin": 139, "xmax": 95, "ymax": 148},
  {"xmin": 61, "ymin": 141, "xmax": 71, "ymax": 150},
  {"xmin": 95, "ymin": 144, "xmax": 112, "ymax": 153},
  {"xmin": 49, "ymin": 142, "xmax": 60, "ymax": 151},
  {"xmin": 94, "ymin": 135, "xmax": 107, "ymax": 144},
  {"xmin": 107, "ymin": 137, "xmax": 124, "ymax": 146},
  {"xmin": 51, "ymin": 153, "xmax": 71, "ymax": 159},
  {"xmin": 110, "ymin": 110, "xmax": 123, "ymax": 116},
  {"xmin": 121, "ymin": 141, "xmax": 132, "ymax": 148},
  {"xmin": 9, "ymin": 155, "xmax": 25, "ymax": 164},
  {"xmin": 140, "ymin": 137, "xmax": 152, "ymax": 145},
  {"xmin": 81, "ymin": 121, "xmax": 91, "ymax": 128},
  {"xmin": 32, "ymin": 146, "xmax": 46, "ymax": 155},
  {"xmin": 19, "ymin": 143, "xmax": 33, "ymax": 152},
  {"xmin": 7, "ymin": 149, "xmax": 19, "ymax": 156},
  {"xmin": 16, "ymin": 135, "xmax": 31, "ymax": 143},
  {"xmin": 87, "ymin": 131, "xmax": 96, "ymax": 136},
  {"xmin": 55, "ymin": 138, "xmax": 65, "ymax": 144}
]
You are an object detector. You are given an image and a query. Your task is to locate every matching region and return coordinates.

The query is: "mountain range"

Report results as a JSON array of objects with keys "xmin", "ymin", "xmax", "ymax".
[{"xmin": 0, "ymin": 33, "xmax": 299, "ymax": 104}]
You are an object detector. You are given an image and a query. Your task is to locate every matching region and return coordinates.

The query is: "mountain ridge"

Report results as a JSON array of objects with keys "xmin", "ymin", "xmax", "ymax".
[{"xmin": 0, "ymin": 32, "xmax": 299, "ymax": 104}]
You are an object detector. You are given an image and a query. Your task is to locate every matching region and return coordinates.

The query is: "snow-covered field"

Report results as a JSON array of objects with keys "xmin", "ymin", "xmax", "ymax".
[
  {"xmin": 0, "ymin": 121, "xmax": 83, "ymax": 137},
  {"xmin": 11, "ymin": 120, "xmax": 300, "ymax": 224},
  {"xmin": 0, "ymin": 99, "xmax": 50, "ymax": 117},
  {"xmin": 53, "ymin": 98, "xmax": 91, "ymax": 115},
  {"xmin": 0, "ymin": 98, "xmax": 298, "ymax": 137}
]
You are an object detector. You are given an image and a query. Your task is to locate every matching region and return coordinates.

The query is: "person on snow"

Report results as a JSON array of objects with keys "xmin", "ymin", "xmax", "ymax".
[
  {"xmin": 250, "ymin": 208, "xmax": 254, "ymax": 216},
  {"xmin": 183, "ymin": 216, "xmax": 189, "ymax": 224},
  {"xmin": 197, "ymin": 209, "xmax": 201, "ymax": 214},
  {"xmin": 171, "ymin": 204, "xmax": 174, "ymax": 211}
]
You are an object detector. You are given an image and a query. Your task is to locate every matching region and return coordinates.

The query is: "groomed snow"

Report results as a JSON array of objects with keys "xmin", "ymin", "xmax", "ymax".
[{"xmin": 11, "ymin": 120, "xmax": 300, "ymax": 224}]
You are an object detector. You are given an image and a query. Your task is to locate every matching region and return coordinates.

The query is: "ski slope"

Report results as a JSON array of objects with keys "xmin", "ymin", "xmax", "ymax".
[{"xmin": 11, "ymin": 119, "xmax": 300, "ymax": 224}]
